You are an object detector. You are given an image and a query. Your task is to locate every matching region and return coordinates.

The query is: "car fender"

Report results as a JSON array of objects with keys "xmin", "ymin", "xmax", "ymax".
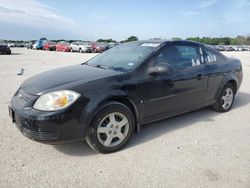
[
  {"xmin": 79, "ymin": 45, "xmax": 86, "ymax": 51},
  {"xmin": 214, "ymin": 72, "xmax": 238, "ymax": 100},
  {"xmin": 79, "ymin": 92, "xmax": 140, "ymax": 132}
]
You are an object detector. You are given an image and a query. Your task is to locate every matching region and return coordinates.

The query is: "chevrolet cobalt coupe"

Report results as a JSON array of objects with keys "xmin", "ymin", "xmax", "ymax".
[{"xmin": 9, "ymin": 40, "xmax": 243, "ymax": 153}]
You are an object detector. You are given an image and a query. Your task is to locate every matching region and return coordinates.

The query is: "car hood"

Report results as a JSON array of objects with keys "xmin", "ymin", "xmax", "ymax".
[
  {"xmin": 21, "ymin": 64, "xmax": 122, "ymax": 95},
  {"xmin": 0, "ymin": 44, "xmax": 8, "ymax": 48}
]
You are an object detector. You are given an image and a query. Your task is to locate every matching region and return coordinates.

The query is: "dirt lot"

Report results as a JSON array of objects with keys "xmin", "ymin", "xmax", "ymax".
[{"xmin": 0, "ymin": 48, "xmax": 249, "ymax": 188}]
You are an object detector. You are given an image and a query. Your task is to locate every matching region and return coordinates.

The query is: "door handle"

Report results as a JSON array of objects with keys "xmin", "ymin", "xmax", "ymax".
[{"xmin": 197, "ymin": 74, "xmax": 203, "ymax": 80}]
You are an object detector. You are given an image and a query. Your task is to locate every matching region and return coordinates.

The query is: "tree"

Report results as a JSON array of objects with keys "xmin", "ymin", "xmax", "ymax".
[
  {"xmin": 172, "ymin": 37, "xmax": 182, "ymax": 40},
  {"xmin": 246, "ymin": 37, "xmax": 250, "ymax": 45},
  {"xmin": 127, "ymin": 36, "xmax": 138, "ymax": 42},
  {"xmin": 97, "ymin": 38, "xmax": 117, "ymax": 43},
  {"xmin": 120, "ymin": 36, "xmax": 138, "ymax": 43},
  {"xmin": 186, "ymin": 37, "xmax": 202, "ymax": 43}
]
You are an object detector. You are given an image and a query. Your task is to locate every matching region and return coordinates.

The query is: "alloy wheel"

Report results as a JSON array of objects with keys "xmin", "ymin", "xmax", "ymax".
[
  {"xmin": 97, "ymin": 112, "xmax": 129, "ymax": 147},
  {"xmin": 222, "ymin": 88, "xmax": 234, "ymax": 110}
]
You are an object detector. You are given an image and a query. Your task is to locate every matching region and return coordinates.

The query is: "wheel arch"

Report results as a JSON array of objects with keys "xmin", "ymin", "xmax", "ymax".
[
  {"xmin": 227, "ymin": 80, "xmax": 237, "ymax": 93},
  {"xmin": 215, "ymin": 75, "xmax": 238, "ymax": 100},
  {"xmin": 87, "ymin": 96, "xmax": 140, "ymax": 133}
]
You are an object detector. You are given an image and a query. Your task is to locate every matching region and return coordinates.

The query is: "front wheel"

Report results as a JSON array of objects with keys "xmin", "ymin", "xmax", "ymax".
[
  {"xmin": 212, "ymin": 83, "xmax": 235, "ymax": 112},
  {"xmin": 86, "ymin": 102, "xmax": 135, "ymax": 153}
]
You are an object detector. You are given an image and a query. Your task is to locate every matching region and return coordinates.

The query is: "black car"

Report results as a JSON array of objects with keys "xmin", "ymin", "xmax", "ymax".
[
  {"xmin": 0, "ymin": 40, "xmax": 11, "ymax": 54},
  {"xmin": 9, "ymin": 40, "xmax": 243, "ymax": 153}
]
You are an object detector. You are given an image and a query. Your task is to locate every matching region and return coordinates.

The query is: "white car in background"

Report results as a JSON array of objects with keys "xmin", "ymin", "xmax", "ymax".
[
  {"xmin": 8, "ymin": 43, "xmax": 15, "ymax": 47},
  {"xmin": 70, "ymin": 41, "xmax": 91, "ymax": 53}
]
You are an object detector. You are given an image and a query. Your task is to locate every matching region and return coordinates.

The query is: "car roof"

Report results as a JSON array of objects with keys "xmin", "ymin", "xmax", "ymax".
[{"xmin": 127, "ymin": 40, "xmax": 203, "ymax": 46}]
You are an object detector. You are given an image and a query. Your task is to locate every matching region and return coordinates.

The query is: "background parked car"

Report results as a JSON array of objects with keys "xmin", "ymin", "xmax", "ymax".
[
  {"xmin": 215, "ymin": 45, "xmax": 226, "ymax": 51},
  {"xmin": 242, "ymin": 45, "xmax": 250, "ymax": 51},
  {"xmin": 56, "ymin": 41, "xmax": 71, "ymax": 52},
  {"xmin": 90, "ymin": 42, "xmax": 107, "ymax": 53},
  {"xmin": 224, "ymin": 46, "xmax": 235, "ymax": 51},
  {"xmin": 43, "ymin": 41, "xmax": 56, "ymax": 51},
  {"xmin": 107, "ymin": 42, "xmax": 119, "ymax": 49},
  {"xmin": 27, "ymin": 41, "xmax": 35, "ymax": 49},
  {"xmin": 20, "ymin": 43, "xmax": 26, "ymax": 47},
  {"xmin": 0, "ymin": 40, "xmax": 11, "ymax": 54},
  {"xmin": 70, "ymin": 41, "xmax": 92, "ymax": 53},
  {"xmin": 15, "ymin": 43, "xmax": 26, "ymax": 47},
  {"xmin": 33, "ymin": 38, "xmax": 47, "ymax": 50},
  {"xmin": 8, "ymin": 43, "xmax": 15, "ymax": 48}
]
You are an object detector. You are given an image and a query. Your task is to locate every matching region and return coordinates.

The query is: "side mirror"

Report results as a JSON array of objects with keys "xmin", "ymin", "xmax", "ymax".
[{"xmin": 148, "ymin": 63, "xmax": 171, "ymax": 76}]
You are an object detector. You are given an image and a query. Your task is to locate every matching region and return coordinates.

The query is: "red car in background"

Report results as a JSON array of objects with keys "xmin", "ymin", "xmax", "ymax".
[
  {"xmin": 90, "ymin": 42, "xmax": 106, "ymax": 53},
  {"xmin": 56, "ymin": 41, "xmax": 71, "ymax": 52},
  {"xmin": 43, "ymin": 41, "xmax": 56, "ymax": 51}
]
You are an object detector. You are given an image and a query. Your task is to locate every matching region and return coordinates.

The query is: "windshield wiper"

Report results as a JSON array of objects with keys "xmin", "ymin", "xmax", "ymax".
[
  {"xmin": 95, "ymin": 64, "xmax": 110, "ymax": 70},
  {"xmin": 82, "ymin": 63, "xmax": 109, "ymax": 69},
  {"xmin": 110, "ymin": 66, "xmax": 128, "ymax": 72}
]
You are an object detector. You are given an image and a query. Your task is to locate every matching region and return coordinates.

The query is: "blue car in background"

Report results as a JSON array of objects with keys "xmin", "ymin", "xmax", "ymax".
[{"xmin": 33, "ymin": 38, "xmax": 47, "ymax": 50}]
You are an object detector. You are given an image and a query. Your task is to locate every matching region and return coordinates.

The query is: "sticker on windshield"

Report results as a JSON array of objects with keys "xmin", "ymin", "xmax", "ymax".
[
  {"xmin": 141, "ymin": 43, "xmax": 160, "ymax": 47},
  {"xmin": 128, "ymin": 62, "xmax": 134, "ymax": 66}
]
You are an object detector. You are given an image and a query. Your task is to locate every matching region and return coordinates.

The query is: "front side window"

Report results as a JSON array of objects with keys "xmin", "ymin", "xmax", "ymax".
[{"xmin": 155, "ymin": 45, "xmax": 201, "ymax": 70}]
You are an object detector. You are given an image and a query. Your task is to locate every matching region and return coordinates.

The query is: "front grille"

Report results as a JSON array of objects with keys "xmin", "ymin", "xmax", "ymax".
[{"xmin": 22, "ymin": 127, "xmax": 59, "ymax": 141}]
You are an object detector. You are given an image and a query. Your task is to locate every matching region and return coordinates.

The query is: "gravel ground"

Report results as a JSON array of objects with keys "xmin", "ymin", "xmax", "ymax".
[{"xmin": 0, "ymin": 48, "xmax": 249, "ymax": 188}]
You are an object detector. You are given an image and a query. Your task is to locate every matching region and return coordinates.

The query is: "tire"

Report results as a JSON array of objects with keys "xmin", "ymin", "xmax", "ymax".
[
  {"xmin": 79, "ymin": 48, "xmax": 83, "ymax": 53},
  {"xmin": 211, "ymin": 83, "xmax": 235, "ymax": 112},
  {"xmin": 86, "ymin": 102, "xmax": 135, "ymax": 153}
]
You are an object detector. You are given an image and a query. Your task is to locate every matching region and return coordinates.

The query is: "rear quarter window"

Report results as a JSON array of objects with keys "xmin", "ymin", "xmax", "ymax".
[{"xmin": 203, "ymin": 47, "xmax": 226, "ymax": 63}]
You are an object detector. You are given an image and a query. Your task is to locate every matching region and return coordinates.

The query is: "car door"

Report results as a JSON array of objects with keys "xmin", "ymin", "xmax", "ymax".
[
  {"xmin": 202, "ymin": 46, "xmax": 227, "ymax": 103},
  {"xmin": 71, "ymin": 42, "xmax": 76, "ymax": 51},
  {"xmin": 142, "ymin": 43, "xmax": 208, "ymax": 121},
  {"xmin": 76, "ymin": 42, "xmax": 81, "ymax": 51}
]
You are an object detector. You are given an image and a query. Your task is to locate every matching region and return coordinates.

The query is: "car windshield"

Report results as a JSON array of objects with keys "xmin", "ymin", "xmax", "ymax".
[{"xmin": 87, "ymin": 42, "xmax": 158, "ymax": 72}]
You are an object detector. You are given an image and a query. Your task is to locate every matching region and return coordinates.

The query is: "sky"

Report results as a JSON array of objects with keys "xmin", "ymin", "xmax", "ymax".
[{"xmin": 0, "ymin": 0, "xmax": 250, "ymax": 41}]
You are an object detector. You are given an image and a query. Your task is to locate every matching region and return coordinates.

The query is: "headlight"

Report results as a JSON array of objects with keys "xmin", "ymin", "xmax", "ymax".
[{"xmin": 33, "ymin": 90, "xmax": 80, "ymax": 111}]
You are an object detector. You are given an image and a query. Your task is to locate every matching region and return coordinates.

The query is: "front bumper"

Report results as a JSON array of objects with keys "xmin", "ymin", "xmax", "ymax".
[
  {"xmin": 63, "ymin": 48, "xmax": 71, "ymax": 52},
  {"xmin": 0, "ymin": 48, "xmax": 11, "ymax": 54},
  {"xmin": 9, "ymin": 89, "xmax": 89, "ymax": 144}
]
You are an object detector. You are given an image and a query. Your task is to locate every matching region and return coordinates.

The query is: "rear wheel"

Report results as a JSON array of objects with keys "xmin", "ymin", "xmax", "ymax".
[
  {"xmin": 86, "ymin": 102, "xmax": 135, "ymax": 153},
  {"xmin": 212, "ymin": 83, "xmax": 235, "ymax": 112}
]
